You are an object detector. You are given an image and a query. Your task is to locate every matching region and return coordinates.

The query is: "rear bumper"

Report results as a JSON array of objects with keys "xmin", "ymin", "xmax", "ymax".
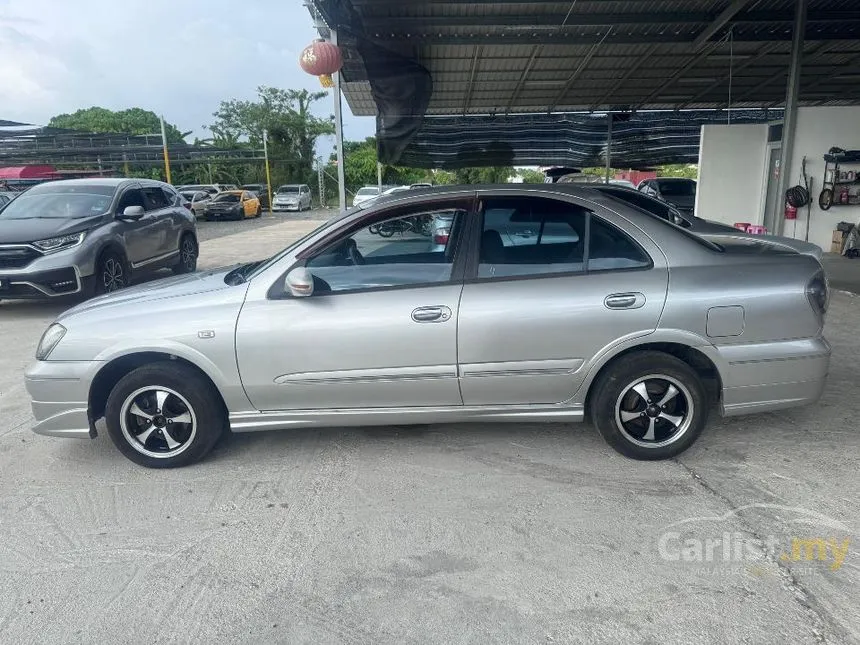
[
  {"xmin": 25, "ymin": 360, "xmax": 99, "ymax": 439},
  {"xmin": 716, "ymin": 337, "xmax": 831, "ymax": 416}
]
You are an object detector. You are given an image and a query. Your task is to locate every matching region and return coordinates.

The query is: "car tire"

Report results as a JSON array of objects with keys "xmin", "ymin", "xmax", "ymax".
[
  {"xmin": 104, "ymin": 361, "xmax": 227, "ymax": 468},
  {"xmin": 589, "ymin": 351, "xmax": 708, "ymax": 461},
  {"xmin": 94, "ymin": 250, "xmax": 129, "ymax": 296},
  {"xmin": 172, "ymin": 234, "xmax": 198, "ymax": 274}
]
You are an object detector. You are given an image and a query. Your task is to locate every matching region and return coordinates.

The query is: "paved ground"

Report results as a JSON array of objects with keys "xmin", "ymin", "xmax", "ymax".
[
  {"xmin": 0, "ymin": 223, "xmax": 859, "ymax": 644},
  {"xmin": 822, "ymin": 252, "xmax": 860, "ymax": 295},
  {"xmin": 195, "ymin": 208, "xmax": 332, "ymax": 244}
]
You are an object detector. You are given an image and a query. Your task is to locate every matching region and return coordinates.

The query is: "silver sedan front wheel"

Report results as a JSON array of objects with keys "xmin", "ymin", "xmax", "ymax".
[
  {"xmin": 120, "ymin": 386, "xmax": 197, "ymax": 459},
  {"xmin": 105, "ymin": 362, "xmax": 227, "ymax": 468}
]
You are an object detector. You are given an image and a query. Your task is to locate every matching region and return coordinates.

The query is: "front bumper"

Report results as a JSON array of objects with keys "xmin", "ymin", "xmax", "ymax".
[
  {"xmin": 272, "ymin": 202, "xmax": 299, "ymax": 211},
  {"xmin": 204, "ymin": 209, "xmax": 242, "ymax": 220},
  {"xmin": 25, "ymin": 360, "xmax": 99, "ymax": 439},
  {"xmin": 0, "ymin": 266, "xmax": 83, "ymax": 299}
]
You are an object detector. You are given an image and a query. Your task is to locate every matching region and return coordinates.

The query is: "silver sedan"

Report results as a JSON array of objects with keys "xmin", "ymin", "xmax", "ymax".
[{"xmin": 25, "ymin": 185, "xmax": 831, "ymax": 467}]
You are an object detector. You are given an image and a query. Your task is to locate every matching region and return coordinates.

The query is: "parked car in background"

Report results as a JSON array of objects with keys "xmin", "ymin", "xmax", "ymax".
[
  {"xmin": 352, "ymin": 185, "xmax": 381, "ymax": 207},
  {"xmin": 0, "ymin": 179, "xmax": 198, "ymax": 300},
  {"xmin": 26, "ymin": 184, "xmax": 830, "ymax": 467},
  {"xmin": 240, "ymin": 184, "xmax": 269, "ymax": 209},
  {"xmin": 410, "ymin": 183, "xmax": 433, "ymax": 189},
  {"xmin": 638, "ymin": 177, "xmax": 697, "ymax": 215},
  {"xmin": 272, "ymin": 184, "xmax": 312, "ymax": 212},
  {"xmin": 591, "ymin": 185, "xmax": 823, "ymax": 259},
  {"xmin": 608, "ymin": 179, "xmax": 636, "ymax": 189},
  {"xmin": 0, "ymin": 192, "xmax": 13, "ymax": 207},
  {"xmin": 179, "ymin": 190, "xmax": 212, "ymax": 218},
  {"xmin": 176, "ymin": 184, "xmax": 232, "ymax": 196},
  {"xmin": 202, "ymin": 190, "xmax": 261, "ymax": 221}
]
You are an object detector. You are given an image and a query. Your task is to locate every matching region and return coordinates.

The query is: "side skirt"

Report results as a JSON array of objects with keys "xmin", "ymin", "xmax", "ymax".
[{"xmin": 229, "ymin": 404, "xmax": 585, "ymax": 433}]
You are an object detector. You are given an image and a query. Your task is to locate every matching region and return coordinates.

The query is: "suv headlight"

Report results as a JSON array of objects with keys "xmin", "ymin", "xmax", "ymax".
[
  {"xmin": 36, "ymin": 323, "xmax": 67, "ymax": 360},
  {"xmin": 33, "ymin": 232, "xmax": 85, "ymax": 253}
]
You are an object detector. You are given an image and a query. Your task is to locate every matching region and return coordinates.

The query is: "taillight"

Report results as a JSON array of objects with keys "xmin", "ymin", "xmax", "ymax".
[
  {"xmin": 433, "ymin": 228, "xmax": 450, "ymax": 245},
  {"xmin": 806, "ymin": 271, "xmax": 829, "ymax": 315}
]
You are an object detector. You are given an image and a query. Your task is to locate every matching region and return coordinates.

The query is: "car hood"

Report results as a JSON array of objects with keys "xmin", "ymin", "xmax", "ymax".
[
  {"xmin": 60, "ymin": 267, "xmax": 236, "ymax": 321},
  {"xmin": 0, "ymin": 214, "xmax": 102, "ymax": 244}
]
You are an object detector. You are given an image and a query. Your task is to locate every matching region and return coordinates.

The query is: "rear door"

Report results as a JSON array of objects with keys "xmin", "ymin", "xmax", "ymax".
[
  {"xmin": 139, "ymin": 186, "xmax": 174, "ymax": 262},
  {"xmin": 457, "ymin": 193, "xmax": 668, "ymax": 405}
]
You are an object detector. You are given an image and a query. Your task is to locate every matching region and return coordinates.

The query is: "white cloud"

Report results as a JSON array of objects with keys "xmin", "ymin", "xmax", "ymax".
[{"xmin": 0, "ymin": 0, "xmax": 375, "ymax": 152}]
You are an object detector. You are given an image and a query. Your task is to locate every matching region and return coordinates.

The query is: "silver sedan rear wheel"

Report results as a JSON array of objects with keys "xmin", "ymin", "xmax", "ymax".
[
  {"xmin": 614, "ymin": 375, "xmax": 694, "ymax": 448},
  {"xmin": 589, "ymin": 351, "xmax": 708, "ymax": 460}
]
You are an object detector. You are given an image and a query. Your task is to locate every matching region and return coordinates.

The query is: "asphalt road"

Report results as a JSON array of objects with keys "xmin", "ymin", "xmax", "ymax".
[{"xmin": 0, "ymin": 224, "xmax": 858, "ymax": 644}]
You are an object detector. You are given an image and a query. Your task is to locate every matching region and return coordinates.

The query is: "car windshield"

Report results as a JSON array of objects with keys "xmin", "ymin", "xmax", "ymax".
[
  {"xmin": 277, "ymin": 186, "xmax": 300, "ymax": 194},
  {"xmin": 658, "ymin": 180, "xmax": 696, "ymax": 196},
  {"xmin": 213, "ymin": 193, "xmax": 240, "ymax": 203},
  {"xmin": 356, "ymin": 187, "xmax": 379, "ymax": 196},
  {"xmin": 0, "ymin": 184, "xmax": 115, "ymax": 219}
]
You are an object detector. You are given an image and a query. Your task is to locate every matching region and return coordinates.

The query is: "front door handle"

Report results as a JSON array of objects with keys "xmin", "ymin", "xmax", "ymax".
[
  {"xmin": 604, "ymin": 292, "xmax": 646, "ymax": 310},
  {"xmin": 411, "ymin": 305, "xmax": 452, "ymax": 323}
]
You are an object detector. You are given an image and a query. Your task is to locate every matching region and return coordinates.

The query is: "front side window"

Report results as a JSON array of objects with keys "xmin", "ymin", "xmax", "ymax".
[
  {"xmin": 478, "ymin": 196, "xmax": 650, "ymax": 278},
  {"xmin": 303, "ymin": 206, "xmax": 467, "ymax": 294},
  {"xmin": 116, "ymin": 188, "xmax": 145, "ymax": 213}
]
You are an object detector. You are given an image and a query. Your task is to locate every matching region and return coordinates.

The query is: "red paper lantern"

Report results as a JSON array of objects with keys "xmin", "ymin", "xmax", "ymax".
[{"xmin": 299, "ymin": 39, "xmax": 342, "ymax": 77}]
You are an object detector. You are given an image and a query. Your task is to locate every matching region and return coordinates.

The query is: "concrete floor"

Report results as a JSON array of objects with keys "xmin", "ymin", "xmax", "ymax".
[
  {"xmin": 822, "ymin": 252, "xmax": 860, "ymax": 295},
  {"xmin": 0, "ymin": 223, "xmax": 858, "ymax": 644}
]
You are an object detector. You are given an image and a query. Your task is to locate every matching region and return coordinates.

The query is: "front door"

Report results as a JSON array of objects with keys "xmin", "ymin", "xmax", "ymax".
[
  {"xmin": 235, "ymin": 199, "xmax": 472, "ymax": 411},
  {"xmin": 762, "ymin": 145, "xmax": 782, "ymax": 234},
  {"xmin": 458, "ymin": 194, "xmax": 668, "ymax": 405},
  {"xmin": 115, "ymin": 186, "xmax": 161, "ymax": 265}
]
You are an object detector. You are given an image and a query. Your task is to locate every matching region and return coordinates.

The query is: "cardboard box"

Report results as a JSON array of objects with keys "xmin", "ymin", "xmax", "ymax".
[
  {"xmin": 832, "ymin": 230, "xmax": 846, "ymax": 244},
  {"xmin": 831, "ymin": 240, "xmax": 843, "ymax": 254}
]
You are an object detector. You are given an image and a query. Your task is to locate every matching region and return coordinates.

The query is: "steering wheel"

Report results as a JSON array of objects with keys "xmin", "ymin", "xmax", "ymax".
[{"xmin": 345, "ymin": 239, "xmax": 366, "ymax": 266}]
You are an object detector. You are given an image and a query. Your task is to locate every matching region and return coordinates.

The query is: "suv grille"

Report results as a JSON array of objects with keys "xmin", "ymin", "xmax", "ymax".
[{"xmin": 0, "ymin": 246, "xmax": 40, "ymax": 269}]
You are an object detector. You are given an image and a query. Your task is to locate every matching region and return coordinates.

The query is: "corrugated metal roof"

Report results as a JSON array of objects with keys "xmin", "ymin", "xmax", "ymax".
[{"xmin": 312, "ymin": 0, "xmax": 860, "ymax": 116}]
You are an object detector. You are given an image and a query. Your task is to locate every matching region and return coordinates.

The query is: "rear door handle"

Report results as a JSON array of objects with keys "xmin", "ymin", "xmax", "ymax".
[
  {"xmin": 604, "ymin": 292, "xmax": 646, "ymax": 310},
  {"xmin": 411, "ymin": 305, "xmax": 452, "ymax": 323}
]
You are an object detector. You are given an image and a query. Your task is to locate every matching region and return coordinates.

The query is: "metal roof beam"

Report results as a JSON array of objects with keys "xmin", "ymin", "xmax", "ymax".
[
  {"xmin": 589, "ymin": 43, "xmax": 659, "ymax": 110},
  {"xmin": 365, "ymin": 11, "xmax": 860, "ymax": 30},
  {"xmin": 505, "ymin": 45, "xmax": 542, "ymax": 114},
  {"xmin": 693, "ymin": 0, "xmax": 754, "ymax": 49},
  {"xmin": 378, "ymin": 28, "xmax": 860, "ymax": 46},
  {"xmin": 731, "ymin": 42, "xmax": 832, "ymax": 105},
  {"xmin": 634, "ymin": 41, "xmax": 723, "ymax": 109},
  {"xmin": 677, "ymin": 41, "xmax": 781, "ymax": 109},
  {"xmin": 462, "ymin": 45, "xmax": 482, "ymax": 114},
  {"xmin": 548, "ymin": 30, "xmax": 610, "ymax": 112}
]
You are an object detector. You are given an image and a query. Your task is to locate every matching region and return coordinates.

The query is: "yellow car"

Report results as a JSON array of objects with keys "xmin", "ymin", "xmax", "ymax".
[{"xmin": 202, "ymin": 190, "xmax": 262, "ymax": 221}]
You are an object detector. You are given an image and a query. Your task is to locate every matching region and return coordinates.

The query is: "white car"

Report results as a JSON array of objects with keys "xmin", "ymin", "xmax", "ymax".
[
  {"xmin": 352, "ymin": 186, "xmax": 381, "ymax": 207},
  {"xmin": 272, "ymin": 184, "xmax": 312, "ymax": 212}
]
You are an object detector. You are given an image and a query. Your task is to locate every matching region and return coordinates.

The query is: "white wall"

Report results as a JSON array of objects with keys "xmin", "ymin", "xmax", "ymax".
[
  {"xmin": 695, "ymin": 123, "xmax": 768, "ymax": 227},
  {"xmin": 696, "ymin": 107, "xmax": 860, "ymax": 251},
  {"xmin": 782, "ymin": 107, "xmax": 860, "ymax": 251}
]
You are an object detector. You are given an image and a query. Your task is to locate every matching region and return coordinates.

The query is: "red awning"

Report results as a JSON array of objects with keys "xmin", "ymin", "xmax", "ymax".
[{"xmin": 0, "ymin": 165, "xmax": 56, "ymax": 179}]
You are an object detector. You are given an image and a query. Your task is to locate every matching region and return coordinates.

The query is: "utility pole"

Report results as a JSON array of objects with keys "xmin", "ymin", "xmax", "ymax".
[
  {"xmin": 263, "ymin": 129, "xmax": 274, "ymax": 215},
  {"xmin": 160, "ymin": 115, "xmax": 172, "ymax": 184}
]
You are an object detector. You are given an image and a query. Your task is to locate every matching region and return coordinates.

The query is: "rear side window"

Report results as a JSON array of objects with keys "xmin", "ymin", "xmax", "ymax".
[
  {"xmin": 142, "ymin": 187, "xmax": 169, "ymax": 210},
  {"xmin": 478, "ymin": 196, "xmax": 650, "ymax": 279}
]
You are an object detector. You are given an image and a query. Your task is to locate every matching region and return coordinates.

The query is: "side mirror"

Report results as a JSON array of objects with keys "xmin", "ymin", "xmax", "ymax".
[
  {"xmin": 671, "ymin": 213, "xmax": 691, "ymax": 228},
  {"xmin": 118, "ymin": 205, "xmax": 145, "ymax": 220},
  {"xmin": 285, "ymin": 267, "xmax": 314, "ymax": 297}
]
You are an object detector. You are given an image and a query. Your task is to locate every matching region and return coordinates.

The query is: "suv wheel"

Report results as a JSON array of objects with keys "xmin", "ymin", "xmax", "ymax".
[
  {"xmin": 104, "ymin": 361, "xmax": 226, "ymax": 468},
  {"xmin": 173, "ymin": 234, "xmax": 198, "ymax": 274},
  {"xmin": 589, "ymin": 351, "xmax": 708, "ymax": 460},
  {"xmin": 95, "ymin": 251, "xmax": 128, "ymax": 295}
]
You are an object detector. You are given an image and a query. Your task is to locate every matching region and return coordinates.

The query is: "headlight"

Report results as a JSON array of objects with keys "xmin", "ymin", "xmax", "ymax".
[
  {"xmin": 33, "ymin": 232, "xmax": 85, "ymax": 253},
  {"xmin": 35, "ymin": 323, "xmax": 67, "ymax": 360}
]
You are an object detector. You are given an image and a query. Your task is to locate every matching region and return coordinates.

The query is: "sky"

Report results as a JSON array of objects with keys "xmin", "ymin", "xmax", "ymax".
[{"xmin": 0, "ymin": 0, "xmax": 375, "ymax": 155}]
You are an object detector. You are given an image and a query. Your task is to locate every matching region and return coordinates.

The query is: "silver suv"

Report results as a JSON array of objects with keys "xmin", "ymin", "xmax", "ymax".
[{"xmin": 0, "ymin": 179, "xmax": 198, "ymax": 300}]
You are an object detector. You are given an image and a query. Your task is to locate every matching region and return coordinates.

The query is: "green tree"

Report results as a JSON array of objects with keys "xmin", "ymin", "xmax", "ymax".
[
  {"xmin": 48, "ymin": 107, "xmax": 187, "ymax": 143},
  {"xmin": 518, "ymin": 168, "xmax": 546, "ymax": 184},
  {"xmin": 332, "ymin": 137, "xmax": 432, "ymax": 194},
  {"xmin": 453, "ymin": 167, "xmax": 513, "ymax": 184},
  {"xmin": 210, "ymin": 87, "xmax": 334, "ymax": 185}
]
